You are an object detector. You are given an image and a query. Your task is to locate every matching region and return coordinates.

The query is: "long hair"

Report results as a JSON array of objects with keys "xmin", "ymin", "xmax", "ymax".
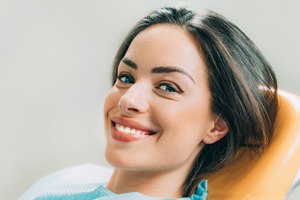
[{"xmin": 111, "ymin": 6, "xmax": 278, "ymax": 196}]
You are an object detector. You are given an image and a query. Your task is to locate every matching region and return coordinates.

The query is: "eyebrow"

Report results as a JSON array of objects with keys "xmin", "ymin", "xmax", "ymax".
[
  {"xmin": 121, "ymin": 57, "xmax": 195, "ymax": 83},
  {"xmin": 122, "ymin": 58, "xmax": 137, "ymax": 69}
]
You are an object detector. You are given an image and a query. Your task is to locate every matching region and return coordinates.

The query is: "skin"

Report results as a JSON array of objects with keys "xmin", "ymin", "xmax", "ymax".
[{"xmin": 103, "ymin": 24, "xmax": 228, "ymax": 198}]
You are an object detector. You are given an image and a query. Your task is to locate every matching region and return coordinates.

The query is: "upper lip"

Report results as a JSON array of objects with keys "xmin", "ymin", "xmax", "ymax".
[{"xmin": 111, "ymin": 116, "xmax": 155, "ymax": 134}]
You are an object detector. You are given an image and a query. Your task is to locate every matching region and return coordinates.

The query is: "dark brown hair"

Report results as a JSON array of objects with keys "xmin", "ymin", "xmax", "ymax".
[{"xmin": 111, "ymin": 6, "xmax": 278, "ymax": 196}]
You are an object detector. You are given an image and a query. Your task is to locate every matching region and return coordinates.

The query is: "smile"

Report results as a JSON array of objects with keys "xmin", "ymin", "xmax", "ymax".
[
  {"xmin": 115, "ymin": 123, "xmax": 149, "ymax": 136},
  {"xmin": 111, "ymin": 120, "xmax": 156, "ymax": 142}
]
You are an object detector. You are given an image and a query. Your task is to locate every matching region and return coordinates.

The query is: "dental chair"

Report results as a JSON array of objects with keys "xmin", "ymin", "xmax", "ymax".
[
  {"xmin": 205, "ymin": 90, "xmax": 300, "ymax": 200},
  {"xmin": 20, "ymin": 90, "xmax": 300, "ymax": 200}
]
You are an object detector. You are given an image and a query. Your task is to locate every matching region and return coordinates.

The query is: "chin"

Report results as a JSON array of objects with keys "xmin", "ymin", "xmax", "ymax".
[
  {"xmin": 105, "ymin": 147, "xmax": 132, "ymax": 169},
  {"xmin": 105, "ymin": 149, "xmax": 151, "ymax": 172}
]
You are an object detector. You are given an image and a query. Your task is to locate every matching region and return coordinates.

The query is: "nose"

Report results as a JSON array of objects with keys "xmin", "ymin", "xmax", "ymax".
[{"xmin": 118, "ymin": 82, "xmax": 150, "ymax": 116}]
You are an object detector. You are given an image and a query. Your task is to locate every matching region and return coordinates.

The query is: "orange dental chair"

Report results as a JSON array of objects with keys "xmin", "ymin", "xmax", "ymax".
[
  {"xmin": 206, "ymin": 90, "xmax": 300, "ymax": 199},
  {"xmin": 20, "ymin": 90, "xmax": 300, "ymax": 200}
]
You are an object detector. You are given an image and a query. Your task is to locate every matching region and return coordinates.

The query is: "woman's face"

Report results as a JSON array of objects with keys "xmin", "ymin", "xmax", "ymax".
[{"xmin": 104, "ymin": 24, "xmax": 222, "ymax": 173}]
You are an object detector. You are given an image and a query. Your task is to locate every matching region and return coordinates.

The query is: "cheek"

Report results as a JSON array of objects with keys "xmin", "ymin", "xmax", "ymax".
[
  {"xmin": 156, "ymin": 98, "xmax": 211, "ymax": 131},
  {"xmin": 103, "ymin": 87, "xmax": 120, "ymax": 125},
  {"xmin": 153, "ymin": 95, "xmax": 212, "ymax": 149},
  {"xmin": 153, "ymin": 105, "xmax": 210, "ymax": 167}
]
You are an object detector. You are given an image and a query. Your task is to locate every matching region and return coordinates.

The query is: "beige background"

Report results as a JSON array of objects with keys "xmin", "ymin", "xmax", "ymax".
[{"xmin": 0, "ymin": 0, "xmax": 299, "ymax": 199}]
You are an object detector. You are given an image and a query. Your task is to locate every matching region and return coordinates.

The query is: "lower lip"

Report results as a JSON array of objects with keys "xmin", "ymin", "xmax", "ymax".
[{"xmin": 111, "ymin": 124, "xmax": 150, "ymax": 142}]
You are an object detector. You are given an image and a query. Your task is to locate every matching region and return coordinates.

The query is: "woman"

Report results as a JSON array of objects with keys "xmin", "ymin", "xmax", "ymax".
[{"xmin": 20, "ymin": 6, "xmax": 278, "ymax": 200}]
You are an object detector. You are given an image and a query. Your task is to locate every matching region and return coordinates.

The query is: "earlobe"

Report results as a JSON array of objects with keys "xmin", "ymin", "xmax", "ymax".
[{"xmin": 203, "ymin": 116, "xmax": 228, "ymax": 144}]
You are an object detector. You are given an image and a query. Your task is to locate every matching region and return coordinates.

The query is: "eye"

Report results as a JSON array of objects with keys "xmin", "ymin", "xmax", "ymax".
[
  {"xmin": 117, "ymin": 73, "xmax": 135, "ymax": 84},
  {"xmin": 157, "ymin": 82, "xmax": 182, "ymax": 94}
]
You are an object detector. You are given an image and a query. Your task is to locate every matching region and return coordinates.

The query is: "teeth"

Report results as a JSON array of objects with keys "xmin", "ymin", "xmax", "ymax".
[
  {"xmin": 125, "ymin": 127, "xmax": 130, "ymax": 133},
  {"xmin": 130, "ymin": 129, "xmax": 136, "ymax": 134},
  {"xmin": 115, "ymin": 123, "xmax": 146, "ymax": 135}
]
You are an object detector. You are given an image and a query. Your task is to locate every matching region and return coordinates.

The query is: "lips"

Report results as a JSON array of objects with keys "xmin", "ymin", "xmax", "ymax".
[{"xmin": 110, "ymin": 116, "xmax": 156, "ymax": 142}]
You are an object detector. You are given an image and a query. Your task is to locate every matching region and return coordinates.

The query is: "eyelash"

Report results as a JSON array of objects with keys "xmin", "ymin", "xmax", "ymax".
[
  {"xmin": 158, "ymin": 82, "xmax": 182, "ymax": 94},
  {"xmin": 116, "ymin": 73, "xmax": 183, "ymax": 94},
  {"xmin": 117, "ymin": 73, "xmax": 135, "ymax": 84}
]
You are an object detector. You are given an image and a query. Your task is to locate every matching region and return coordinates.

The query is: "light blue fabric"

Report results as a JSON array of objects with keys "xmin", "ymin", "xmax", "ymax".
[
  {"xmin": 190, "ymin": 180, "xmax": 207, "ymax": 200},
  {"xmin": 34, "ymin": 183, "xmax": 207, "ymax": 200},
  {"xmin": 19, "ymin": 164, "xmax": 207, "ymax": 200}
]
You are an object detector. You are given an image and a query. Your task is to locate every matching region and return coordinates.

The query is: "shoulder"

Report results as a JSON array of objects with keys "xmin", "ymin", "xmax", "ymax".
[{"xmin": 19, "ymin": 163, "xmax": 113, "ymax": 200}]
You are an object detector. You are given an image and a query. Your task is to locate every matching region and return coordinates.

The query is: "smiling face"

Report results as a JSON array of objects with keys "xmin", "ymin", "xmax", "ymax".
[{"xmin": 104, "ymin": 24, "xmax": 226, "ymax": 173}]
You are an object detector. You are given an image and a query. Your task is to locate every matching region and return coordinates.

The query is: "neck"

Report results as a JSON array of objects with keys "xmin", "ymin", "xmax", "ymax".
[{"xmin": 106, "ymin": 167, "xmax": 189, "ymax": 198}]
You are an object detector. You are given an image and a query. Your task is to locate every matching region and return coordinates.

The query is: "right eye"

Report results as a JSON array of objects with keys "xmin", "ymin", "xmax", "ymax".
[{"xmin": 117, "ymin": 73, "xmax": 135, "ymax": 84}]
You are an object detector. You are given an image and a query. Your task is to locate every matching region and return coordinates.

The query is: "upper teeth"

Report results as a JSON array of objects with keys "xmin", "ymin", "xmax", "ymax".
[{"xmin": 115, "ymin": 123, "xmax": 145, "ymax": 135}]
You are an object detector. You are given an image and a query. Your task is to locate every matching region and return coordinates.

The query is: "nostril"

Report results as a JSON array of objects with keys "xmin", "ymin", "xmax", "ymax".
[
  {"xmin": 128, "ymin": 108, "xmax": 139, "ymax": 112},
  {"xmin": 119, "ymin": 96, "xmax": 148, "ymax": 114}
]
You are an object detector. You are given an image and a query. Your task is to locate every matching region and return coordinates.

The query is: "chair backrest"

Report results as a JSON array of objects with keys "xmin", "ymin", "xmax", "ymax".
[{"xmin": 205, "ymin": 90, "xmax": 300, "ymax": 200}]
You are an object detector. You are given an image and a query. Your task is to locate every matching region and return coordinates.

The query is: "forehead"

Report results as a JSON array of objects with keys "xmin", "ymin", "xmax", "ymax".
[
  {"xmin": 124, "ymin": 24, "xmax": 206, "ymax": 75},
  {"xmin": 122, "ymin": 24, "xmax": 208, "ymax": 85}
]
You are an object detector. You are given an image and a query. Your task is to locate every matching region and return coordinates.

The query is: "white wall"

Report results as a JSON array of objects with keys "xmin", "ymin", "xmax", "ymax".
[{"xmin": 0, "ymin": 0, "xmax": 299, "ymax": 199}]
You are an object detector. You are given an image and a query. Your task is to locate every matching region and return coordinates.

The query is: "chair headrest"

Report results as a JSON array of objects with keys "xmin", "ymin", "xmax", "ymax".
[{"xmin": 205, "ymin": 90, "xmax": 300, "ymax": 199}]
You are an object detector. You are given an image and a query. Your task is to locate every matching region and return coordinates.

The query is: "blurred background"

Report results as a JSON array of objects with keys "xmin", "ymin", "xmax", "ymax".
[{"xmin": 0, "ymin": 0, "xmax": 299, "ymax": 199}]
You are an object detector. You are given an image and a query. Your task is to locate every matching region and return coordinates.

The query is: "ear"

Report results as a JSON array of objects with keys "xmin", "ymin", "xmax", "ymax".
[{"xmin": 203, "ymin": 115, "xmax": 228, "ymax": 144}]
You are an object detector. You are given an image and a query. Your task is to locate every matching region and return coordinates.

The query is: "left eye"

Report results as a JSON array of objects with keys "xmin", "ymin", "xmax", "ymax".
[
  {"xmin": 117, "ymin": 73, "xmax": 135, "ymax": 84},
  {"xmin": 158, "ymin": 83, "xmax": 179, "ymax": 93}
]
